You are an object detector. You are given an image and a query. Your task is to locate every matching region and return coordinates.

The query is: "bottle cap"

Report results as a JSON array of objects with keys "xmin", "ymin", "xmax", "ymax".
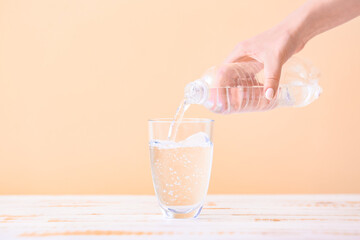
[{"xmin": 184, "ymin": 79, "xmax": 208, "ymax": 104}]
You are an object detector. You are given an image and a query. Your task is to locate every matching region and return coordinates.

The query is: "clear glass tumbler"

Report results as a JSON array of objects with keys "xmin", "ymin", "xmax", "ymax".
[{"xmin": 148, "ymin": 118, "xmax": 214, "ymax": 219}]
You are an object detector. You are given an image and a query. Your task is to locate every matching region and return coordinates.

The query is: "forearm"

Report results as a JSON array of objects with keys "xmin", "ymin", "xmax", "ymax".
[{"xmin": 280, "ymin": 0, "xmax": 360, "ymax": 49}]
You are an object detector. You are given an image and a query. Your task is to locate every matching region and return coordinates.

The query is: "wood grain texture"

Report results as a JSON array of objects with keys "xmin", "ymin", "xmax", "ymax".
[{"xmin": 0, "ymin": 195, "xmax": 360, "ymax": 239}]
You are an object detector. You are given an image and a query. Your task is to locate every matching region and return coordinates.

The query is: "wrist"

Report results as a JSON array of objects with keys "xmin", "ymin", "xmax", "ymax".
[{"xmin": 278, "ymin": 2, "xmax": 315, "ymax": 52}]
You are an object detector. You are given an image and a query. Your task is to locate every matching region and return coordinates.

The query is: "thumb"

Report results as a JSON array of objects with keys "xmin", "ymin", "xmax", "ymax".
[{"xmin": 263, "ymin": 59, "xmax": 282, "ymax": 100}]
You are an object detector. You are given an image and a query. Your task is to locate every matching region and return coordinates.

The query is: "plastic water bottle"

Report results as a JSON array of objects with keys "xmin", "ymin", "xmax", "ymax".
[{"xmin": 184, "ymin": 57, "xmax": 322, "ymax": 114}]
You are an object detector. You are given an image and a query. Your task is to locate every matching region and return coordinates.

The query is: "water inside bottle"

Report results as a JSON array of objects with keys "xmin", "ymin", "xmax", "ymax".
[{"xmin": 168, "ymin": 80, "xmax": 321, "ymax": 140}]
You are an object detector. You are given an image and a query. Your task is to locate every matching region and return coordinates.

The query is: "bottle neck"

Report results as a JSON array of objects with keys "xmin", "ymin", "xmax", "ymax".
[{"xmin": 184, "ymin": 79, "xmax": 208, "ymax": 105}]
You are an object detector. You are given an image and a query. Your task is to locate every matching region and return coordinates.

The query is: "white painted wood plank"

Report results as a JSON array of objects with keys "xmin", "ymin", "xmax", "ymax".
[{"xmin": 0, "ymin": 195, "xmax": 359, "ymax": 239}]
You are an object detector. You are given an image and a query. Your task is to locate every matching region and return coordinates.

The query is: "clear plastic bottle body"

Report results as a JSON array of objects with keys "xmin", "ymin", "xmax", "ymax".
[{"xmin": 185, "ymin": 57, "xmax": 322, "ymax": 114}]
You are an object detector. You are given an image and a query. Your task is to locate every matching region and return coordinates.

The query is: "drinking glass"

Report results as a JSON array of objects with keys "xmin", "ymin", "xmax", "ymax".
[{"xmin": 148, "ymin": 118, "xmax": 214, "ymax": 219}]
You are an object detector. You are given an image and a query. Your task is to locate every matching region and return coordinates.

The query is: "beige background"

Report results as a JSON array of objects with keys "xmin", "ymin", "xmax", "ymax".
[{"xmin": 0, "ymin": 0, "xmax": 359, "ymax": 194}]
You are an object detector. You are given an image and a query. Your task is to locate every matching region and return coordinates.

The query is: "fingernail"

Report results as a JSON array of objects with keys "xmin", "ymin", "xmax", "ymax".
[{"xmin": 265, "ymin": 88, "xmax": 274, "ymax": 100}]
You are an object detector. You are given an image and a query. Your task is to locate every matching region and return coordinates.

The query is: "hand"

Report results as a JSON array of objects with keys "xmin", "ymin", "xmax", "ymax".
[
  {"xmin": 223, "ymin": 0, "xmax": 360, "ymax": 100},
  {"xmin": 205, "ymin": 61, "xmax": 280, "ymax": 114},
  {"xmin": 223, "ymin": 24, "xmax": 303, "ymax": 100}
]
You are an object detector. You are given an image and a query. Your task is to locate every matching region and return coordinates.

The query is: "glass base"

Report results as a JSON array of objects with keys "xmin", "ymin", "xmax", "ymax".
[{"xmin": 160, "ymin": 204, "xmax": 203, "ymax": 219}]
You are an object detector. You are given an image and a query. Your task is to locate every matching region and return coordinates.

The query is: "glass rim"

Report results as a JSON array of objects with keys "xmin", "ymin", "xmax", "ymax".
[{"xmin": 148, "ymin": 118, "xmax": 214, "ymax": 123}]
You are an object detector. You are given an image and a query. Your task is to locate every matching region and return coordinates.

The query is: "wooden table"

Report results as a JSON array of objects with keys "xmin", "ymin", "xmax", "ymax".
[{"xmin": 1, "ymin": 195, "xmax": 360, "ymax": 239}]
